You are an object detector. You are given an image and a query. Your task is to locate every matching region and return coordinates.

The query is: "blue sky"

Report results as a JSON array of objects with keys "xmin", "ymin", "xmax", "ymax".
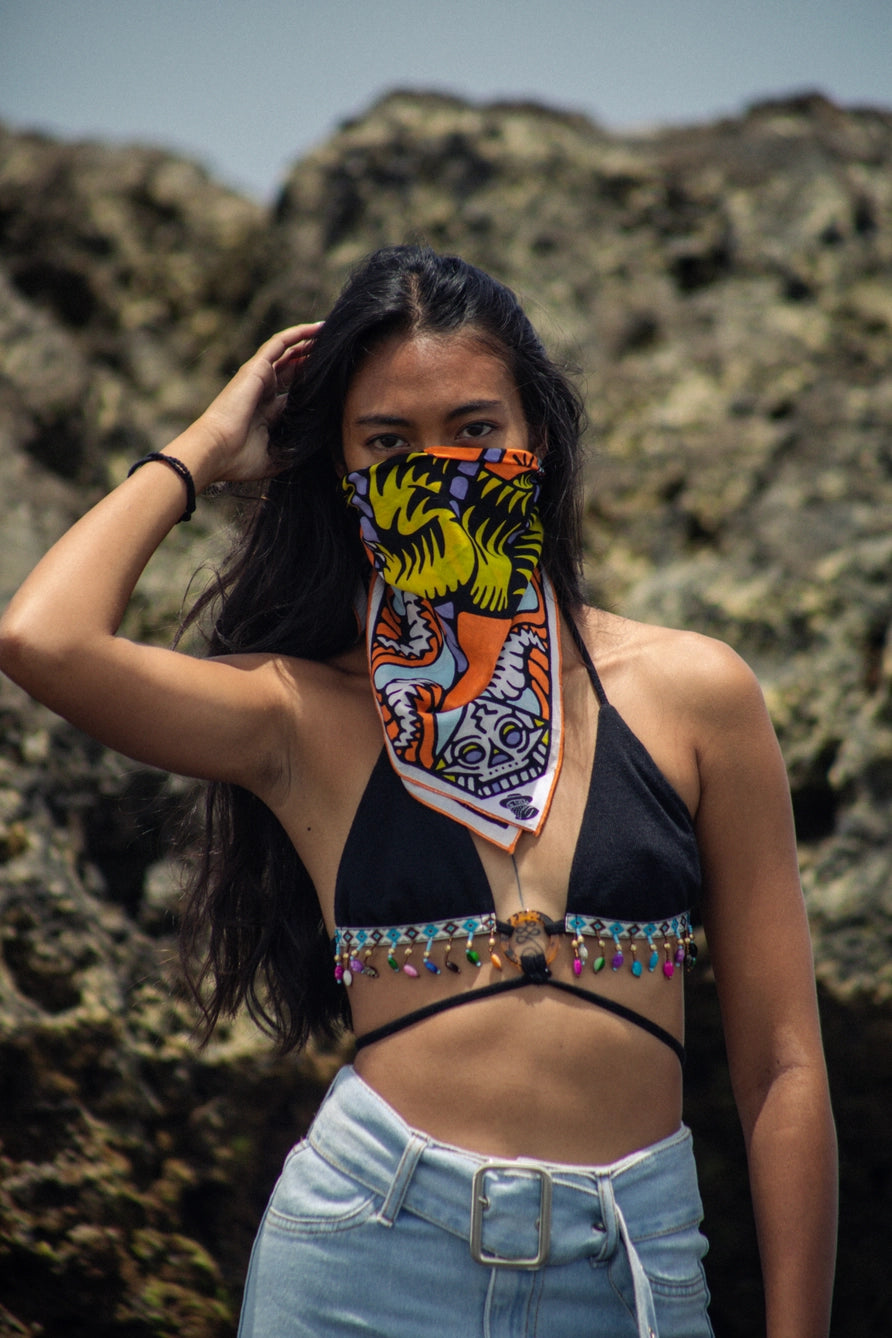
[{"xmin": 2, "ymin": 0, "xmax": 889, "ymax": 201}]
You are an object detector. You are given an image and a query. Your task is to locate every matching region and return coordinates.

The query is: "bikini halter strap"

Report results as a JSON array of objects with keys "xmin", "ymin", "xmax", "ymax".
[{"xmin": 568, "ymin": 616, "xmax": 609, "ymax": 707}]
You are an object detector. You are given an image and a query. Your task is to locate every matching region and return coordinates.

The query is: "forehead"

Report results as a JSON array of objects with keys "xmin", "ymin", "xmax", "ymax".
[{"xmin": 344, "ymin": 333, "xmax": 519, "ymax": 412}]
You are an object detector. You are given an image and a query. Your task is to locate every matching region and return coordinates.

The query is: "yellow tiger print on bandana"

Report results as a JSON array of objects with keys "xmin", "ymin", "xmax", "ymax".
[{"xmin": 356, "ymin": 447, "xmax": 544, "ymax": 615}]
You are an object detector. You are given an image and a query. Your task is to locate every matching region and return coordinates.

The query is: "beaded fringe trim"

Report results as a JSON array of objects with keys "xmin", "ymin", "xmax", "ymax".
[{"xmin": 333, "ymin": 911, "xmax": 696, "ymax": 985}]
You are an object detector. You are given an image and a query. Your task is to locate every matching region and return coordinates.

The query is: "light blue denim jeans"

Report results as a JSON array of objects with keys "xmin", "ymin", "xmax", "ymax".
[{"xmin": 238, "ymin": 1066, "xmax": 714, "ymax": 1338}]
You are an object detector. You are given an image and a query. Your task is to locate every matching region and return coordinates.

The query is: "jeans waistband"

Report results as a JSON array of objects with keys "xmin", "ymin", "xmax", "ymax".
[{"xmin": 307, "ymin": 1066, "xmax": 697, "ymax": 1338}]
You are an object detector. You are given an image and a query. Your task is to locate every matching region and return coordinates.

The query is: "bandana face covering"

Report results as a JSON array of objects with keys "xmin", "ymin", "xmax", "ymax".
[{"xmin": 342, "ymin": 445, "xmax": 563, "ymax": 850}]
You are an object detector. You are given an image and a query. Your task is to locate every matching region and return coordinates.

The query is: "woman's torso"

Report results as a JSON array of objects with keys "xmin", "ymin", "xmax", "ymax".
[{"xmin": 266, "ymin": 607, "xmax": 703, "ymax": 1164}]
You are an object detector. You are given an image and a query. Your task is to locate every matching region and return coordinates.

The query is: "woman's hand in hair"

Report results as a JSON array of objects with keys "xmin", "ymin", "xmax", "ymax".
[{"xmin": 189, "ymin": 323, "xmax": 323, "ymax": 484}]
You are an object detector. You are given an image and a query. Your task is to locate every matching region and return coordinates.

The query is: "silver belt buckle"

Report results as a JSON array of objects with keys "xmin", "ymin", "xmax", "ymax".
[{"xmin": 469, "ymin": 1162, "xmax": 553, "ymax": 1268}]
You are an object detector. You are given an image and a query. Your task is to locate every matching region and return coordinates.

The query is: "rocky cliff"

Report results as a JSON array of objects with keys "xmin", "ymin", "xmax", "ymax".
[{"xmin": 1, "ymin": 91, "xmax": 890, "ymax": 1335}]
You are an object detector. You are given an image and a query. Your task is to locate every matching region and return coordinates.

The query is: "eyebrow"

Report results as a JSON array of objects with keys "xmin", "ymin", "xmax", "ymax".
[{"xmin": 353, "ymin": 399, "xmax": 506, "ymax": 427}]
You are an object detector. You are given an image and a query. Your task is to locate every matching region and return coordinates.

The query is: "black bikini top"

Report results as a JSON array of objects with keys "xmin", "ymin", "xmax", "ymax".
[{"xmin": 332, "ymin": 624, "xmax": 701, "ymax": 1064}]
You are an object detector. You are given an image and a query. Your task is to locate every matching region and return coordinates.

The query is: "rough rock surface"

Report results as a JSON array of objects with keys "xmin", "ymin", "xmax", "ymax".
[{"xmin": 1, "ymin": 92, "xmax": 890, "ymax": 1335}]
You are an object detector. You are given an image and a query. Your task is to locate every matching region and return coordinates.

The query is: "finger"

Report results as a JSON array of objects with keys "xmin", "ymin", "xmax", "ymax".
[
  {"xmin": 272, "ymin": 346, "xmax": 310, "ymax": 389},
  {"xmin": 259, "ymin": 321, "xmax": 324, "ymax": 365},
  {"xmin": 271, "ymin": 324, "xmax": 325, "ymax": 394},
  {"xmin": 237, "ymin": 327, "xmax": 317, "ymax": 404},
  {"xmin": 265, "ymin": 394, "xmax": 290, "ymax": 427}
]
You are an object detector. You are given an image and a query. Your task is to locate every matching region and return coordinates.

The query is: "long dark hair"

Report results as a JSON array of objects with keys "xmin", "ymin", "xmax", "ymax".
[{"xmin": 180, "ymin": 244, "xmax": 587, "ymax": 1050}]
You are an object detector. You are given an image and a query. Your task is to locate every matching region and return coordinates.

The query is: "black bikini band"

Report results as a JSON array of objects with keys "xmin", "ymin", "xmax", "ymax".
[{"xmin": 352, "ymin": 974, "xmax": 685, "ymax": 1066}]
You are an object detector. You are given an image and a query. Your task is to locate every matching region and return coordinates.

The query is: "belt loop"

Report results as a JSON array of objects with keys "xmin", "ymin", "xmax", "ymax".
[{"xmin": 377, "ymin": 1132, "xmax": 428, "ymax": 1227}]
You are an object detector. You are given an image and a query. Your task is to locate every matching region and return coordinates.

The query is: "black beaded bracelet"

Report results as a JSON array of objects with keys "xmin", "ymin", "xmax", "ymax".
[{"xmin": 127, "ymin": 453, "xmax": 196, "ymax": 522}]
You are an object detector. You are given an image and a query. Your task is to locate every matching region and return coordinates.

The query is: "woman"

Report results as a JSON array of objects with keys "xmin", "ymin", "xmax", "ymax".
[{"xmin": 0, "ymin": 246, "xmax": 836, "ymax": 1337}]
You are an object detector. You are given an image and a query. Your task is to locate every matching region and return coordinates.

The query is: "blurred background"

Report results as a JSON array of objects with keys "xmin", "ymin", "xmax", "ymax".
[{"xmin": 1, "ymin": 3, "xmax": 890, "ymax": 1335}]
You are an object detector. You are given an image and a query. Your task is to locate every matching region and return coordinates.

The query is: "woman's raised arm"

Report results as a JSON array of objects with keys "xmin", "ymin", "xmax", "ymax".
[{"xmin": 0, "ymin": 324, "xmax": 322, "ymax": 791}]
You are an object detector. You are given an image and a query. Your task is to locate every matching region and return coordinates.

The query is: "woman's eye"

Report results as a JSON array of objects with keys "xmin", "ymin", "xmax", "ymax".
[
  {"xmin": 369, "ymin": 434, "xmax": 410, "ymax": 452},
  {"xmin": 458, "ymin": 421, "xmax": 496, "ymax": 440}
]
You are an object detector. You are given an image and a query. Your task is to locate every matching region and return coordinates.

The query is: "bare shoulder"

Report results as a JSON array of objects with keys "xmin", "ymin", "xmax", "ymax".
[{"xmin": 577, "ymin": 606, "xmax": 768, "ymax": 738}]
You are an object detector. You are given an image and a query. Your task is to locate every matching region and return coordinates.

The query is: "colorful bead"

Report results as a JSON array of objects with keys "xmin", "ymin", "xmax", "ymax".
[
  {"xmin": 423, "ymin": 937, "xmax": 441, "ymax": 975},
  {"xmin": 573, "ymin": 957, "xmax": 583, "ymax": 977},
  {"xmin": 387, "ymin": 953, "xmax": 399, "ymax": 972},
  {"xmin": 334, "ymin": 963, "xmax": 344, "ymax": 983},
  {"xmin": 403, "ymin": 964, "xmax": 419, "ymax": 978},
  {"xmin": 362, "ymin": 948, "xmax": 379, "ymax": 980},
  {"xmin": 342, "ymin": 968, "xmax": 353, "ymax": 987},
  {"xmin": 611, "ymin": 951, "xmax": 624, "ymax": 971}
]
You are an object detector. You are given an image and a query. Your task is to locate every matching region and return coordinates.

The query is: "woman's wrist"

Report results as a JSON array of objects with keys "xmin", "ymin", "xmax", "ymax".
[
  {"xmin": 127, "ymin": 453, "xmax": 196, "ymax": 522},
  {"xmin": 118, "ymin": 427, "xmax": 228, "ymax": 535},
  {"xmin": 157, "ymin": 420, "xmax": 236, "ymax": 492}
]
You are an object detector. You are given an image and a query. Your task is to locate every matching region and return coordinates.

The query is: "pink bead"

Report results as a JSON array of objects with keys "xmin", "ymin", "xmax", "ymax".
[
  {"xmin": 334, "ymin": 964, "xmax": 344, "ymax": 982},
  {"xmin": 573, "ymin": 958, "xmax": 583, "ymax": 976},
  {"xmin": 403, "ymin": 964, "xmax": 419, "ymax": 978},
  {"xmin": 663, "ymin": 961, "xmax": 675, "ymax": 980}
]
